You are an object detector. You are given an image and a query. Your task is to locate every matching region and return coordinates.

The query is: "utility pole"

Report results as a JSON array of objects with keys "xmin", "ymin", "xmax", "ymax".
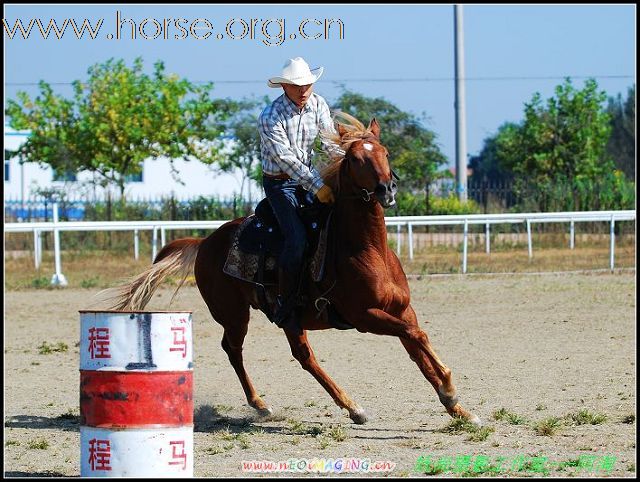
[{"xmin": 454, "ymin": 4, "xmax": 468, "ymax": 201}]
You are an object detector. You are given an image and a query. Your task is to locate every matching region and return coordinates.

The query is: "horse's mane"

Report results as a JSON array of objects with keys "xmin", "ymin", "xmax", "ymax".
[{"xmin": 319, "ymin": 112, "xmax": 377, "ymax": 190}]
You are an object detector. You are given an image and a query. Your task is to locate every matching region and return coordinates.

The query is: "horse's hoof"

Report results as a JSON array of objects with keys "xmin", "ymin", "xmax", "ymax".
[
  {"xmin": 255, "ymin": 406, "xmax": 273, "ymax": 417},
  {"xmin": 469, "ymin": 414, "xmax": 483, "ymax": 427},
  {"xmin": 350, "ymin": 408, "xmax": 368, "ymax": 425}
]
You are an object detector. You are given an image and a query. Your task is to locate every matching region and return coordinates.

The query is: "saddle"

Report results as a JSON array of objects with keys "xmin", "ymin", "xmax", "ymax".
[
  {"xmin": 223, "ymin": 197, "xmax": 332, "ymax": 287},
  {"xmin": 223, "ymin": 197, "xmax": 353, "ymax": 330}
]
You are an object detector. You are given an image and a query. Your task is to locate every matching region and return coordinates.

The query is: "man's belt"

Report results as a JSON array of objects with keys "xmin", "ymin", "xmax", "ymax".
[{"xmin": 264, "ymin": 172, "xmax": 291, "ymax": 180}]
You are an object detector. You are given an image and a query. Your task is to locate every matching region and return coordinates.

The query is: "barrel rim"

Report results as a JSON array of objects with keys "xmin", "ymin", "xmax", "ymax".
[{"xmin": 79, "ymin": 310, "xmax": 193, "ymax": 314}]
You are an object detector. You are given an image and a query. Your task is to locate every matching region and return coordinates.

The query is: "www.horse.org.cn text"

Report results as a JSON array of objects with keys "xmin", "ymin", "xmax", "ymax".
[{"xmin": 3, "ymin": 12, "xmax": 346, "ymax": 46}]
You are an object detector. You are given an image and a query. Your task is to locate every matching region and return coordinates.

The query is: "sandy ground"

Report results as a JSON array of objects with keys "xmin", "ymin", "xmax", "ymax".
[{"xmin": 4, "ymin": 272, "xmax": 636, "ymax": 478}]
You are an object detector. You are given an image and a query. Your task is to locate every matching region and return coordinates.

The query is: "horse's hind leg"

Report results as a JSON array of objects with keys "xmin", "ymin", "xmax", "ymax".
[
  {"xmin": 400, "ymin": 338, "xmax": 480, "ymax": 425},
  {"xmin": 219, "ymin": 312, "xmax": 273, "ymax": 417},
  {"xmin": 284, "ymin": 327, "xmax": 368, "ymax": 424}
]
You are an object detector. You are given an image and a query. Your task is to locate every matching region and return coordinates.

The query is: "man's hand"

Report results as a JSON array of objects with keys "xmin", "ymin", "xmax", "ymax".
[{"xmin": 316, "ymin": 184, "xmax": 335, "ymax": 204}]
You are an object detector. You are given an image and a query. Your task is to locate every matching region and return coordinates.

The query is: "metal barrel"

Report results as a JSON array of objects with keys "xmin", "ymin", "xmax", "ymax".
[{"xmin": 79, "ymin": 311, "xmax": 194, "ymax": 477}]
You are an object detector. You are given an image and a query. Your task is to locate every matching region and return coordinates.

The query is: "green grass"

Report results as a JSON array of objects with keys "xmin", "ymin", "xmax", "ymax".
[
  {"xmin": 492, "ymin": 408, "xmax": 527, "ymax": 425},
  {"xmin": 533, "ymin": 416, "xmax": 563, "ymax": 436},
  {"xmin": 27, "ymin": 439, "xmax": 50, "ymax": 450},
  {"xmin": 37, "ymin": 341, "xmax": 69, "ymax": 354},
  {"xmin": 438, "ymin": 417, "xmax": 494, "ymax": 442},
  {"xmin": 566, "ymin": 409, "xmax": 607, "ymax": 426}
]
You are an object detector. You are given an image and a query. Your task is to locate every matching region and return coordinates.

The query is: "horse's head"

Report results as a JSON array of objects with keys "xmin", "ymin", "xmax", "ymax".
[{"xmin": 322, "ymin": 113, "xmax": 398, "ymax": 208}]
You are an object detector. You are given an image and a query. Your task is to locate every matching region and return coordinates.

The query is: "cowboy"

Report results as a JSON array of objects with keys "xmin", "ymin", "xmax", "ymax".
[{"xmin": 259, "ymin": 57, "xmax": 342, "ymax": 330}]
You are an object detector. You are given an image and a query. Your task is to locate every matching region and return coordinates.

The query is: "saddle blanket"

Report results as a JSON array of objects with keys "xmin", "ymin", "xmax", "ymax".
[{"xmin": 222, "ymin": 214, "xmax": 330, "ymax": 287}]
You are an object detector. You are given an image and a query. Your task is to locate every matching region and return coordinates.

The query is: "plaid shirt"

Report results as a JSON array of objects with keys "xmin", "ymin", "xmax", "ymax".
[{"xmin": 259, "ymin": 92, "xmax": 343, "ymax": 195}]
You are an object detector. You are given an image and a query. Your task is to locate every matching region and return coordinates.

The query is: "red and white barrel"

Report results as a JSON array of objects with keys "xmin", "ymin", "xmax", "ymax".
[{"xmin": 79, "ymin": 311, "xmax": 194, "ymax": 477}]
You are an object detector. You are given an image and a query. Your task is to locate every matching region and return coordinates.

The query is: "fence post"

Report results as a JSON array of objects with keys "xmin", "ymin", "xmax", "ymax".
[
  {"xmin": 408, "ymin": 223, "xmax": 414, "ymax": 260},
  {"xmin": 526, "ymin": 219, "xmax": 533, "ymax": 260},
  {"xmin": 134, "ymin": 229, "xmax": 139, "ymax": 261},
  {"xmin": 610, "ymin": 215, "xmax": 615, "ymax": 272},
  {"xmin": 570, "ymin": 220, "xmax": 575, "ymax": 250},
  {"xmin": 33, "ymin": 229, "xmax": 41, "ymax": 269},
  {"xmin": 462, "ymin": 219, "xmax": 468, "ymax": 274},
  {"xmin": 485, "ymin": 222, "xmax": 490, "ymax": 254},
  {"xmin": 152, "ymin": 226, "xmax": 158, "ymax": 262},
  {"xmin": 396, "ymin": 224, "xmax": 401, "ymax": 256},
  {"xmin": 50, "ymin": 202, "xmax": 68, "ymax": 286},
  {"xmin": 161, "ymin": 227, "xmax": 166, "ymax": 248}
]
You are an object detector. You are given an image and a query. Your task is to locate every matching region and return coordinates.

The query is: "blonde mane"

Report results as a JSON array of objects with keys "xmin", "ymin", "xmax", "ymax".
[{"xmin": 319, "ymin": 111, "xmax": 377, "ymax": 190}]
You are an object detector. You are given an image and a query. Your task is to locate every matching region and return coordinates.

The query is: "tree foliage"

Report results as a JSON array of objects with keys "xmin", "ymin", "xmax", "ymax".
[
  {"xmin": 329, "ymin": 90, "xmax": 448, "ymax": 198},
  {"xmin": 605, "ymin": 85, "xmax": 635, "ymax": 180},
  {"xmin": 215, "ymin": 96, "xmax": 270, "ymax": 205},
  {"xmin": 469, "ymin": 78, "xmax": 634, "ymax": 211},
  {"xmin": 5, "ymin": 57, "xmax": 233, "ymax": 197}
]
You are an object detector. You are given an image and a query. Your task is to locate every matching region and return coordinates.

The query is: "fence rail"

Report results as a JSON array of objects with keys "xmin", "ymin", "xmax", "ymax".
[{"xmin": 4, "ymin": 204, "xmax": 636, "ymax": 285}]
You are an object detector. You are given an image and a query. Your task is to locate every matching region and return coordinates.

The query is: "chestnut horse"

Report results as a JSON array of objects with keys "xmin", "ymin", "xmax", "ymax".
[{"xmin": 106, "ymin": 113, "xmax": 480, "ymax": 426}]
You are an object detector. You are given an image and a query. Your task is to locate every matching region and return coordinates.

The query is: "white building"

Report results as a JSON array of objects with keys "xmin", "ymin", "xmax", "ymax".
[{"xmin": 3, "ymin": 125, "xmax": 262, "ymax": 203}]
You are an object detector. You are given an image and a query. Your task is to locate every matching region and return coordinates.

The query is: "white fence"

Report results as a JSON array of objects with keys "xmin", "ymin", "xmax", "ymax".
[{"xmin": 4, "ymin": 204, "xmax": 636, "ymax": 286}]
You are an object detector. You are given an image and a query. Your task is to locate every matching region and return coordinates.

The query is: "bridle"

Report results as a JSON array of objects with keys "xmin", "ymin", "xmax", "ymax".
[{"xmin": 338, "ymin": 168, "xmax": 400, "ymax": 203}]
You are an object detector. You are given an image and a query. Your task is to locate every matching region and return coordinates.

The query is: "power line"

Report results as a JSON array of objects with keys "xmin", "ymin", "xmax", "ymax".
[{"xmin": 5, "ymin": 74, "xmax": 635, "ymax": 87}]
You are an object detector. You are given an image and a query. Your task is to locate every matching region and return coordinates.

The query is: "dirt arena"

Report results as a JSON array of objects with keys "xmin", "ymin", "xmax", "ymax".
[{"xmin": 4, "ymin": 272, "xmax": 636, "ymax": 477}]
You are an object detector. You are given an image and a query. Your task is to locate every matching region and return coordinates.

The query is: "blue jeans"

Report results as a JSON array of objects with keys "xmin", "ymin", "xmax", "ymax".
[{"xmin": 262, "ymin": 177, "xmax": 311, "ymax": 275}]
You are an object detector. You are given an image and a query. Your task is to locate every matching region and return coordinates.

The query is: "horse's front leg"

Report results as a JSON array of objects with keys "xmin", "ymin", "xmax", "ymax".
[
  {"xmin": 349, "ymin": 306, "xmax": 481, "ymax": 426},
  {"xmin": 283, "ymin": 326, "xmax": 368, "ymax": 424}
]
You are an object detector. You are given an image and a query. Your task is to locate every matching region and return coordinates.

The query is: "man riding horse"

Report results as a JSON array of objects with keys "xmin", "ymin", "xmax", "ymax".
[{"xmin": 259, "ymin": 57, "xmax": 343, "ymax": 331}]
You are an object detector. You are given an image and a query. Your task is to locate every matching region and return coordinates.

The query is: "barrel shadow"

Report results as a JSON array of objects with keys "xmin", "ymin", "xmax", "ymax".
[{"xmin": 4, "ymin": 414, "xmax": 80, "ymax": 432}]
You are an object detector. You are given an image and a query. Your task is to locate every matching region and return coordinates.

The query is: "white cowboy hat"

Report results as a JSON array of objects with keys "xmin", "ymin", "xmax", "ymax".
[{"xmin": 267, "ymin": 57, "xmax": 324, "ymax": 88}]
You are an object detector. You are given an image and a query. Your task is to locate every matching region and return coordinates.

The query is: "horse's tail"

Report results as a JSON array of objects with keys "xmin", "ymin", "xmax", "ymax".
[{"xmin": 103, "ymin": 238, "xmax": 203, "ymax": 311}]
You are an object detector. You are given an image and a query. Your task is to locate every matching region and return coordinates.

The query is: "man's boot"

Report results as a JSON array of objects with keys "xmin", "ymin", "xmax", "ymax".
[{"xmin": 273, "ymin": 267, "xmax": 300, "ymax": 329}]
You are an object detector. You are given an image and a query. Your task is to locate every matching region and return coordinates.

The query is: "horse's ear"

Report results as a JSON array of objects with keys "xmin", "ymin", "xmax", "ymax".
[
  {"xmin": 368, "ymin": 118, "xmax": 381, "ymax": 139},
  {"xmin": 337, "ymin": 123, "xmax": 349, "ymax": 137}
]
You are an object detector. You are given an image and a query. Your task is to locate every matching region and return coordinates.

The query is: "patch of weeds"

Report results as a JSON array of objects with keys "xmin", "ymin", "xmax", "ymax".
[
  {"xmin": 466, "ymin": 426, "xmax": 494, "ymax": 442},
  {"xmin": 27, "ymin": 439, "xmax": 50, "ymax": 450},
  {"xmin": 620, "ymin": 414, "xmax": 635, "ymax": 424},
  {"xmin": 506, "ymin": 412, "xmax": 527, "ymax": 425},
  {"xmin": 290, "ymin": 436, "xmax": 300, "ymax": 445},
  {"xmin": 38, "ymin": 341, "xmax": 69, "ymax": 354},
  {"xmin": 438, "ymin": 417, "xmax": 493, "ymax": 442},
  {"xmin": 31, "ymin": 276, "xmax": 50, "ymax": 289},
  {"xmin": 216, "ymin": 427, "xmax": 250, "ymax": 449},
  {"xmin": 327, "ymin": 424, "xmax": 347, "ymax": 442},
  {"xmin": 438, "ymin": 416, "xmax": 477, "ymax": 434},
  {"xmin": 304, "ymin": 400, "xmax": 316, "ymax": 407},
  {"xmin": 627, "ymin": 463, "xmax": 635, "ymax": 472},
  {"xmin": 205, "ymin": 446, "xmax": 226, "ymax": 455},
  {"xmin": 5, "ymin": 440, "xmax": 20, "ymax": 447},
  {"xmin": 318, "ymin": 436, "xmax": 330, "ymax": 449},
  {"xmin": 492, "ymin": 408, "xmax": 509, "ymax": 421},
  {"xmin": 533, "ymin": 416, "xmax": 563, "ymax": 436},
  {"xmin": 80, "ymin": 276, "xmax": 100, "ymax": 288},
  {"xmin": 214, "ymin": 404, "xmax": 233, "ymax": 414},
  {"xmin": 556, "ymin": 458, "xmax": 580, "ymax": 471},
  {"xmin": 535, "ymin": 403, "xmax": 547, "ymax": 411},
  {"xmin": 567, "ymin": 409, "xmax": 607, "ymax": 426},
  {"xmin": 493, "ymin": 408, "xmax": 527, "ymax": 425},
  {"xmin": 31, "ymin": 362, "xmax": 40, "ymax": 366},
  {"xmin": 287, "ymin": 418, "xmax": 323, "ymax": 436}
]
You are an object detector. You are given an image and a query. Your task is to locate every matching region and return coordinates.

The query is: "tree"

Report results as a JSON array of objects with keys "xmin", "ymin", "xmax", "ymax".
[
  {"xmin": 495, "ymin": 78, "xmax": 613, "ymax": 186},
  {"xmin": 5, "ymin": 57, "xmax": 233, "ymax": 198},
  {"xmin": 215, "ymin": 96, "xmax": 270, "ymax": 206},
  {"xmin": 329, "ymin": 90, "xmax": 447, "ymax": 210},
  {"xmin": 606, "ymin": 85, "xmax": 635, "ymax": 180},
  {"xmin": 468, "ymin": 123, "xmax": 517, "ymax": 184}
]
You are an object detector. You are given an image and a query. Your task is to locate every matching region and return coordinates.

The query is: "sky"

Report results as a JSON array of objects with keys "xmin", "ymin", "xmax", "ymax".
[{"xmin": 3, "ymin": 3, "xmax": 636, "ymax": 170}]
